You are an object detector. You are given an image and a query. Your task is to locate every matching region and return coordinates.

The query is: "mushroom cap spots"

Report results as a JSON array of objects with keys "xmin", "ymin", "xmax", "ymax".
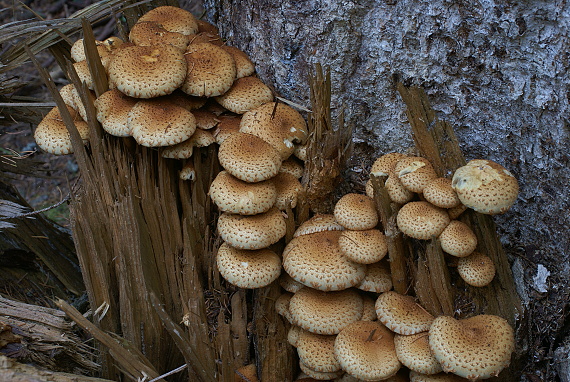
[
  {"xmin": 215, "ymin": 76, "xmax": 273, "ymax": 114},
  {"xmin": 272, "ymin": 172, "xmax": 303, "ymax": 210},
  {"xmin": 215, "ymin": 242, "xmax": 281, "ymax": 288},
  {"xmin": 423, "ymin": 177, "xmax": 461, "ymax": 209},
  {"xmin": 396, "ymin": 201, "xmax": 450, "ymax": 240},
  {"xmin": 428, "ymin": 315, "xmax": 515, "ymax": 380},
  {"xmin": 457, "ymin": 252, "xmax": 496, "ymax": 287},
  {"xmin": 213, "ymin": 115, "xmax": 241, "ymax": 144},
  {"xmin": 293, "ymin": 214, "xmax": 345, "ymax": 238},
  {"xmin": 73, "ymin": 61, "xmax": 95, "ymax": 90},
  {"xmin": 356, "ymin": 260, "xmax": 393, "ymax": 293},
  {"xmin": 192, "ymin": 109, "xmax": 219, "ymax": 130},
  {"xmin": 333, "ymin": 193, "xmax": 378, "ymax": 231},
  {"xmin": 221, "ymin": 45, "xmax": 256, "ymax": 78},
  {"xmin": 161, "ymin": 138, "xmax": 195, "ymax": 159},
  {"xmin": 274, "ymin": 292, "xmax": 293, "ymax": 322},
  {"xmin": 209, "ymin": 170, "xmax": 277, "ymax": 215},
  {"xmin": 137, "ymin": 6, "xmax": 199, "ymax": 36},
  {"xmin": 288, "ymin": 287, "xmax": 363, "ymax": 335},
  {"xmin": 452, "ymin": 159, "xmax": 519, "ymax": 215},
  {"xmin": 181, "ymin": 42, "xmax": 236, "ymax": 97},
  {"xmin": 127, "ymin": 98, "xmax": 196, "ymax": 147},
  {"xmin": 217, "ymin": 207, "xmax": 286, "ymax": 250},
  {"xmin": 288, "ymin": 324, "xmax": 303, "ymax": 347},
  {"xmin": 338, "ymin": 229, "xmax": 388, "ymax": 264},
  {"xmin": 438, "ymin": 220, "xmax": 478, "ymax": 257},
  {"xmin": 334, "ymin": 320, "xmax": 401, "ymax": 381},
  {"xmin": 179, "ymin": 161, "xmax": 195, "ymax": 181},
  {"xmin": 394, "ymin": 332, "xmax": 443, "ymax": 375},
  {"xmin": 279, "ymin": 157, "xmax": 304, "ymax": 179},
  {"xmin": 375, "ymin": 291, "xmax": 434, "ymax": 335},
  {"xmin": 129, "ymin": 21, "xmax": 190, "ymax": 51},
  {"xmin": 70, "ymin": 39, "xmax": 110, "ymax": 63},
  {"xmin": 283, "ymin": 230, "xmax": 366, "ymax": 291},
  {"xmin": 299, "ymin": 361, "xmax": 343, "ymax": 380},
  {"xmin": 218, "ymin": 132, "xmax": 282, "ymax": 183},
  {"xmin": 94, "ymin": 89, "xmax": 138, "ymax": 137},
  {"xmin": 361, "ymin": 295, "xmax": 378, "ymax": 321},
  {"xmin": 108, "ymin": 45, "xmax": 187, "ymax": 98},
  {"xmin": 278, "ymin": 272, "xmax": 305, "ymax": 294},
  {"xmin": 385, "ymin": 173, "xmax": 415, "ymax": 204},
  {"xmin": 395, "ymin": 156, "xmax": 438, "ymax": 193},
  {"xmin": 34, "ymin": 105, "xmax": 89, "ymax": 155},
  {"xmin": 239, "ymin": 102, "xmax": 308, "ymax": 160},
  {"xmin": 370, "ymin": 152, "xmax": 407, "ymax": 177},
  {"xmin": 297, "ymin": 331, "xmax": 341, "ymax": 373}
]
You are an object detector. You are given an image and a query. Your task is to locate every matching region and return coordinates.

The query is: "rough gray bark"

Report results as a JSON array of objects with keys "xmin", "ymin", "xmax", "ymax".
[{"xmin": 203, "ymin": 0, "xmax": 570, "ymax": 379}]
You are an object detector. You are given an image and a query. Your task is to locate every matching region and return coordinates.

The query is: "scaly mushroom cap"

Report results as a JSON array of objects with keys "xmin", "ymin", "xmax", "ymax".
[
  {"xmin": 293, "ymin": 214, "xmax": 345, "ymax": 238},
  {"xmin": 94, "ymin": 89, "xmax": 137, "ymax": 137},
  {"xmin": 438, "ymin": 220, "xmax": 478, "ymax": 257},
  {"xmin": 216, "ymin": 242, "xmax": 281, "ymax": 288},
  {"xmin": 215, "ymin": 76, "xmax": 273, "ymax": 114},
  {"xmin": 127, "ymin": 98, "xmax": 196, "ymax": 147},
  {"xmin": 279, "ymin": 157, "xmax": 304, "ymax": 179},
  {"xmin": 217, "ymin": 132, "xmax": 282, "ymax": 183},
  {"xmin": 288, "ymin": 324, "xmax": 303, "ymax": 347},
  {"xmin": 181, "ymin": 42, "xmax": 236, "ymax": 97},
  {"xmin": 59, "ymin": 84, "xmax": 77, "ymax": 109},
  {"xmin": 108, "ymin": 45, "xmax": 187, "ymax": 98},
  {"xmin": 179, "ymin": 161, "xmax": 195, "ymax": 181},
  {"xmin": 423, "ymin": 177, "xmax": 461, "ymax": 209},
  {"xmin": 394, "ymin": 332, "xmax": 443, "ymax": 375},
  {"xmin": 395, "ymin": 156, "xmax": 438, "ymax": 193},
  {"xmin": 451, "ymin": 159, "xmax": 519, "ymax": 215},
  {"xmin": 73, "ymin": 61, "xmax": 96, "ymax": 90},
  {"xmin": 356, "ymin": 260, "xmax": 393, "ymax": 293},
  {"xmin": 34, "ymin": 105, "xmax": 89, "ymax": 155},
  {"xmin": 361, "ymin": 295, "xmax": 378, "ymax": 321},
  {"xmin": 137, "ymin": 6, "xmax": 199, "ymax": 36},
  {"xmin": 375, "ymin": 291, "xmax": 434, "ymax": 335},
  {"xmin": 333, "ymin": 193, "xmax": 379, "ymax": 231},
  {"xmin": 457, "ymin": 252, "xmax": 496, "ymax": 287},
  {"xmin": 274, "ymin": 292, "xmax": 293, "ymax": 322},
  {"xmin": 209, "ymin": 170, "xmax": 277, "ymax": 215},
  {"xmin": 213, "ymin": 115, "xmax": 241, "ymax": 144},
  {"xmin": 239, "ymin": 102, "xmax": 308, "ymax": 160},
  {"xmin": 297, "ymin": 331, "xmax": 341, "ymax": 373},
  {"xmin": 289, "ymin": 287, "xmax": 363, "ymax": 335},
  {"xmin": 70, "ymin": 39, "xmax": 110, "ymax": 63},
  {"xmin": 385, "ymin": 173, "xmax": 415, "ymax": 204},
  {"xmin": 396, "ymin": 201, "xmax": 450, "ymax": 240},
  {"xmin": 370, "ymin": 152, "xmax": 408, "ymax": 177},
  {"xmin": 161, "ymin": 139, "xmax": 195, "ymax": 159},
  {"xmin": 272, "ymin": 172, "xmax": 303, "ymax": 210},
  {"xmin": 129, "ymin": 21, "xmax": 190, "ymax": 51},
  {"xmin": 279, "ymin": 272, "xmax": 305, "ymax": 294},
  {"xmin": 217, "ymin": 207, "xmax": 286, "ymax": 250},
  {"xmin": 221, "ymin": 45, "xmax": 255, "ymax": 78},
  {"xmin": 192, "ymin": 109, "xmax": 219, "ymax": 130},
  {"xmin": 428, "ymin": 315, "xmax": 515, "ymax": 380},
  {"xmin": 283, "ymin": 230, "xmax": 366, "ymax": 291},
  {"xmin": 299, "ymin": 361, "xmax": 343, "ymax": 380},
  {"xmin": 338, "ymin": 229, "xmax": 388, "ymax": 264},
  {"xmin": 334, "ymin": 320, "xmax": 401, "ymax": 381},
  {"xmin": 409, "ymin": 371, "xmax": 470, "ymax": 381}
]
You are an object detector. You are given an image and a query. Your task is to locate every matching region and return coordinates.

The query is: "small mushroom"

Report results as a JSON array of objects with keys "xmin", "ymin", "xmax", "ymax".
[
  {"xmin": 375, "ymin": 291, "xmax": 434, "ymax": 335},
  {"xmin": 215, "ymin": 76, "xmax": 274, "ymax": 114},
  {"xmin": 438, "ymin": 220, "xmax": 478, "ymax": 258},
  {"xmin": 338, "ymin": 229, "xmax": 388, "ymax": 264},
  {"xmin": 216, "ymin": 242, "xmax": 281, "ymax": 288},
  {"xmin": 423, "ymin": 177, "xmax": 461, "ymax": 209},
  {"xmin": 137, "ymin": 5, "xmax": 199, "ymax": 36},
  {"xmin": 221, "ymin": 45, "xmax": 256, "ymax": 79},
  {"xmin": 396, "ymin": 201, "xmax": 450, "ymax": 240},
  {"xmin": 395, "ymin": 156, "xmax": 438, "ymax": 194},
  {"xmin": 333, "ymin": 193, "xmax": 379, "ymax": 231},
  {"xmin": 457, "ymin": 251, "xmax": 496, "ymax": 287},
  {"xmin": 217, "ymin": 207, "xmax": 286, "ymax": 250},
  {"xmin": 296, "ymin": 331, "xmax": 341, "ymax": 373},
  {"xmin": 394, "ymin": 332, "xmax": 443, "ymax": 375}
]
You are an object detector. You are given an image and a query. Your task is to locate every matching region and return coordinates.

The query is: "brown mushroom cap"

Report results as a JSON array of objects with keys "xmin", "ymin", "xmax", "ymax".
[
  {"xmin": 279, "ymin": 272, "xmax": 305, "ymax": 294},
  {"xmin": 333, "ymin": 193, "xmax": 379, "ymax": 231},
  {"xmin": 217, "ymin": 132, "xmax": 282, "ymax": 183},
  {"xmin": 73, "ymin": 61, "xmax": 96, "ymax": 90},
  {"xmin": 70, "ymin": 38, "xmax": 110, "ymax": 63},
  {"xmin": 289, "ymin": 287, "xmax": 363, "ymax": 335},
  {"xmin": 34, "ymin": 105, "xmax": 89, "ymax": 155},
  {"xmin": 108, "ymin": 45, "xmax": 187, "ymax": 98},
  {"xmin": 129, "ymin": 21, "xmax": 190, "ymax": 51},
  {"xmin": 94, "ymin": 88, "xmax": 137, "ymax": 137},
  {"xmin": 213, "ymin": 115, "xmax": 241, "ymax": 144},
  {"xmin": 361, "ymin": 295, "xmax": 378, "ymax": 321},
  {"xmin": 179, "ymin": 161, "xmax": 195, "ymax": 181},
  {"xmin": 274, "ymin": 292, "xmax": 293, "ymax": 322},
  {"xmin": 272, "ymin": 172, "xmax": 303, "ymax": 210},
  {"xmin": 137, "ymin": 6, "xmax": 199, "ymax": 36},
  {"xmin": 338, "ymin": 229, "xmax": 388, "ymax": 264},
  {"xmin": 428, "ymin": 314, "xmax": 515, "ymax": 380},
  {"xmin": 395, "ymin": 156, "xmax": 438, "ymax": 193},
  {"xmin": 280, "ymin": 157, "xmax": 304, "ymax": 179},
  {"xmin": 423, "ymin": 177, "xmax": 461, "ymax": 209},
  {"xmin": 457, "ymin": 251, "xmax": 496, "ymax": 287},
  {"xmin": 396, "ymin": 201, "xmax": 450, "ymax": 240},
  {"xmin": 181, "ymin": 42, "xmax": 236, "ymax": 97},
  {"xmin": 438, "ymin": 220, "xmax": 478, "ymax": 257},
  {"xmin": 375, "ymin": 291, "xmax": 434, "ymax": 335},
  {"xmin": 299, "ymin": 361, "xmax": 343, "ymax": 380},
  {"xmin": 297, "ymin": 331, "xmax": 341, "ymax": 373},
  {"xmin": 283, "ymin": 230, "xmax": 366, "ymax": 291},
  {"xmin": 215, "ymin": 76, "xmax": 273, "ymax": 114},
  {"xmin": 334, "ymin": 320, "xmax": 401, "ymax": 381},
  {"xmin": 192, "ymin": 109, "xmax": 219, "ymax": 130},
  {"xmin": 394, "ymin": 332, "xmax": 443, "ymax": 375},
  {"xmin": 221, "ymin": 45, "xmax": 256, "ymax": 78},
  {"xmin": 451, "ymin": 159, "xmax": 519, "ymax": 215},
  {"xmin": 235, "ymin": 364, "xmax": 259, "ymax": 382},
  {"xmin": 293, "ymin": 214, "xmax": 345, "ymax": 238},
  {"xmin": 216, "ymin": 242, "xmax": 281, "ymax": 288},
  {"xmin": 385, "ymin": 173, "xmax": 415, "ymax": 204},
  {"xmin": 288, "ymin": 324, "xmax": 303, "ymax": 347},
  {"xmin": 371, "ymin": 152, "xmax": 408, "ymax": 176},
  {"xmin": 356, "ymin": 260, "xmax": 393, "ymax": 293},
  {"xmin": 217, "ymin": 207, "xmax": 286, "ymax": 250},
  {"xmin": 209, "ymin": 170, "xmax": 277, "ymax": 215}
]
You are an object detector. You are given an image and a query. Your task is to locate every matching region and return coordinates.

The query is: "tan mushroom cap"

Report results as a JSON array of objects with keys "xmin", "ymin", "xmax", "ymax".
[
  {"xmin": 438, "ymin": 220, "xmax": 477, "ymax": 257},
  {"xmin": 215, "ymin": 76, "xmax": 273, "ymax": 114},
  {"xmin": 94, "ymin": 89, "xmax": 137, "ymax": 137},
  {"xmin": 102, "ymin": 36, "xmax": 124, "ymax": 51},
  {"xmin": 181, "ymin": 42, "xmax": 236, "ymax": 97},
  {"xmin": 371, "ymin": 152, "xmax": 408, "ymax": 177},
  {"xmin": 385, "ymin": 173, "xmax": 415, "ymax": 204},
  {"xmin": 273, "ymin": 172, "xmax": 303, "ymax": 210},
  {"xmin": 213, "ymin": 115, "xmax": 241, "ymax": 144},
  {"xmin": 293, "ymin": 214, "xmax": 344, "ymax": 238},
  {"xmin": 361, "ymin": 295, "xmax": 378, "ymax": 321},
  {"xmin": 294, "ymin": 143, "xmax": 308, "ymax": 161},
  {"xmin": 166, "ymin": 90, "xmax": 207, "ymax": 111},
  {"xmin": 73, "ymin": 61, "xmax": 96, "ymax": 90},
  {"xmin": 217, "ymin": 207, "xmax": 286, "ymax": 250},
  {"xmin": 221, "ymin": 45, "xmax": 256, "ymax": 78},
  {"xmin": 396, "ymin": 201, "xmax": 450, "ymax": 240},
  {"xmin": 409, "ymin": 371, "xmax": 470, "ymax": 382},
  {"xmin": 188, "ymin": 31, "xmax": 224, "ymax": 46},
  {"xmin": 299, "ymin": 361, "xmax": 343, "ymax": 380},
  {"xmin": 394, "ymin": 332, "xmax": 443, "ymax": 375},
  {"xmin": 283, "ymin": 230, "xmax": 366, "ymax": 291},
  {"xmin": 127, "ymin": 98, "xmax": 196, "ymax": 147},
  {"xmin": 216, "ymin": 242, "xmax": 281, "ymax": 288},
  {"xmin": 423, "ymin": 177, "xmax": 461, "ymax": 209},
  {"xmin": 339, "ymin": 229, "xmax": 388, "ymax": 264},
  {"xmin": 59, "ymin": 84, "xmax": 76, "ymax": 109},
  {"xmin": 192, "ymin": 109, "xmax": 219, "ymax": 130},
  {"xmin": 196, "ymin": 19, "xmax": 219, "ymax": 34},
  {"xmin": 297, "ymin": 331, "xmax": 341, "ymax": 373},
  {"xmin": 279, "ymin": 272, "xmax": 305, "ymax": 293},
  {"xmin": 137, "ymin": 6, "xmax": 199, "ymax": 36},
  {"xmin": 356, "ymin": 260, "xmax": 392, "ymax": 293},
  {"xmin": 209, "ymin": 170, "xmax": 277, "ymax": 215},
  {"xmin": 375, "ymin": 291, "xmax": 434, "ymax": 335},
  {"xmin": 280, "ymin": 157, "xmax": 304, "ymax": 179},
  {"xmin": 334, "ymin": 193, "xmax": 379, "ymax": 231},
  {"xmin": 239, "ymin": 102, "xmax": 308, "ymax": 160},
  {"xmin": 218, "ymin": 132, "xmax": 282, "ymax": 183},
  {"xmin": 447, "ymin": 203, "xmax": 468, "ymax": 220},
  {"xmin": 161, "ymin": 139, "xmax": 195, "ymax": 159},
  {"xmin": 108, "ymin": 45, "xmax": 187, "ymax": 98},
  {"xmin": 288, "ymin": 325, "xmax": 303, "ymax": 348},
  {"xmin": 235, "ymin": 364, "xmax": 259, "ymax": 382},
  {"xmin": 179, "ymin": 161, "xmax": 195, "ymax": 181},
  {"xmin": 334, "ymin": 320, "xmax": 401, "ymax": 381},
  {"xmin": 274, "ymin": 292, "xmax": 293, "ymax": 322},
  {"xmin": 428, "ymin": 314, "xmax": 515, "ymax": 380},
  {"xmin": 452, "ymin": 159, "xmax": 519, "ymax": 215},
  {"xmin": 289, "ymin": 287, "xmax": 363, "ymax": 335},
  {"xmin": 129, "ymin": 21, "xmax": 189, "ymax": 51},
  {"xmin": 395, "ymin": 156, "xmax": 438, "ymax": 194},
  {"xmin": 70, "ymin": 39, "xmax": 110, "ymax": 63},
  {"xmin": 70, "ymin": 86, "xmax": 96, "ymax": 122},
  {"xmin": 457, "ymin": 252, "xmax": 496, "ymax": 287},
  {"xmin": 35, "ymin": 105, "xmax": 89, "ymax": 155}
]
